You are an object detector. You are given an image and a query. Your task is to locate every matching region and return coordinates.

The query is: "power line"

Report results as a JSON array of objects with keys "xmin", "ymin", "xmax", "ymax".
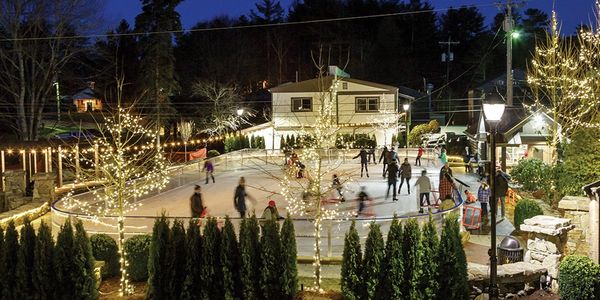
[{"xmin": 0, "ymin": 2, "xmax": 499, "ymax": 42}]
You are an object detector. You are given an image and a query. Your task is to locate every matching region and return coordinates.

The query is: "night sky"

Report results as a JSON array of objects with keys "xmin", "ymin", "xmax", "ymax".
[{"xmin": 103, "ymin": 0, "xmax": 596, "ymax": 35}]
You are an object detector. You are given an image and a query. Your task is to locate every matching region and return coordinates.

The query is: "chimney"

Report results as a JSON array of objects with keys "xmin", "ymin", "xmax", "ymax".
[{"xmin": 88, "ymin": 81, "xmax": 95, "ymax": 90}]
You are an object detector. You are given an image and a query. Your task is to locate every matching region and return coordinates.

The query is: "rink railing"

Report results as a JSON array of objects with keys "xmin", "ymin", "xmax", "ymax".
[{"xmin": 51, "ymin": 148, "xmax": 463, "ymax": 257}]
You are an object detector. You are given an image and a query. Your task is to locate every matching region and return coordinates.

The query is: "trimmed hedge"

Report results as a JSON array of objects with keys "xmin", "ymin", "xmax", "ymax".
[
  {"xmin": 559, "ymin": 255, "xmax": 600, "ymax": 300},
  {"xmin": 510, "ymin": 158, "xmax": 552, "ymax": 192},
  {"xmin": 90, "ymin": 234, "xmax": 120, "ymax": 278},
  {"xmin": 514, "ymin": 199, "xmax": 544, "ymax": 229},
  {"xmin": 207, "ymin": 149, "xmax": 220, "ymax": 158},
  {"xmin": 124, "ymin": 234, "xmax": 152, "ymax": 282}
]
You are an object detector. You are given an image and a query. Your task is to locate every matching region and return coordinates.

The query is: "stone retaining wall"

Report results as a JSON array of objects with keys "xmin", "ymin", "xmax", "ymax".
[{"xmin": 558, "ymin": 196, "xmax": 591, "ymax": 256}]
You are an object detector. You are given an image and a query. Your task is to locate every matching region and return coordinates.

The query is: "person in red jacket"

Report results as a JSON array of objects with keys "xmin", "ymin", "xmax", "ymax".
[{"xmin": 416, "ymin": 146, "xmax": 424, "ymax": 166}]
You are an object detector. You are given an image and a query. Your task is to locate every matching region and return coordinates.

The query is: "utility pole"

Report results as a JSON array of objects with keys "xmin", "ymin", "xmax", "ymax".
[
  {"xmin": 53, "ymin": 75, "xmax": 61, "ymax": 122},
  {"xmin": 504, "ymin": 0, "xmax": 514, "ymax": 107},
  {"xmin": 439, "ymin": 37, "xmax": 460, "ymax": 111}
]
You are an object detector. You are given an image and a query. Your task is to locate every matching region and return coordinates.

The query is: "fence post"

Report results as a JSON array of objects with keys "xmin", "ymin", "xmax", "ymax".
[{"xmin": 240, "ymin": 150, "xmax": 244, "ymax": 168}]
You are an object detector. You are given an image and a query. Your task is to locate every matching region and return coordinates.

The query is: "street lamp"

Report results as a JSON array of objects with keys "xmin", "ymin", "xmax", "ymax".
[
  {"xmin": 403, "ymin": 103, "xmax": 410, "ymax": 158},
  {"xmin": 236, "ymin": 108, "xmax": 244, "ymax": 117},
  {"xmin": 483, "ymin": 94, "xmax": 506, "ymax": 299}
]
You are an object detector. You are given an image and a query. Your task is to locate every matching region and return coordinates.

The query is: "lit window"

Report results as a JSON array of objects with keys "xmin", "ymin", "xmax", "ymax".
[
  {"xmin": 291, "ymin": 97, "xmax": 312, "ymax": 112},
  {"xmin": 356, "ymin": 97, "xmax": 379, "ymax": 112}
]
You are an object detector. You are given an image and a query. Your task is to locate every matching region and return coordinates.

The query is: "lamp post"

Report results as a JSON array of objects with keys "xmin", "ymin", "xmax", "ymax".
[
  {"xmin": 403, "ymin": 103, "xmax": 410, "ymax": 158},
  {"xmin": 483, "ymin": 95, "xmax": 506, "ymax": 299}
]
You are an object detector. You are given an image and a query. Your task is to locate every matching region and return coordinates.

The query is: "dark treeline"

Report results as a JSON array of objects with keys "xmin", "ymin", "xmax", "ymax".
[{"xmin": 91, "ymin": 0, "xmax": 551, "ymax": 117}]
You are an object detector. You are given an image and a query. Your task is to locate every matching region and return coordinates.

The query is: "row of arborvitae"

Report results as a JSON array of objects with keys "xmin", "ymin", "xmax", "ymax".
[
  {"xmin": 341, "ymin": 216, "xmax": 469, "ymax": 300},
  {"xmin": 146, "ymin": 214, "xmax": 298, "ymax": 300},
  {"xmin": 0, "ymin": 218, "xmax": 97, "ymax": 300}
]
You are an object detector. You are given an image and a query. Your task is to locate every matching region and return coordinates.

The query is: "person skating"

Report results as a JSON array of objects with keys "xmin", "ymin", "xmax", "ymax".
[
  {"xmin": 332, "ymin": 174, "xmax": 345, "ymax": 202},
  {"xmin": 356, "ymin": 186, "xmax": 371, "ymax": 216},
  {"xmin": 416, "ymin": 146, "xmax": 424, "ymax": 166},
  {"xmin": 438, "ymin": 163, "xmax": 455, "ymax": 201},
  {"xmin": 353, "ymin": 148, "xmax": 369, "ymax": 177},
  {"xmin": 440, "ymin": 148, "xmax": 448, "ymax": 165},
  {"xmin": 495, "ymin": 169, "xmax": 511, "ymax": 218},
  {"xmin": 367, "ymin": 147, "xmax": 377, "ymax": 164},
  {"xmin": 385, "ymin": 159, "xmax": 399, "ymax": 201},
  {"xmin": 414, "ymin": 170, "xmax": 432, "ymax": 213},
  {"xmin": 477, "ymin": 181, "xmax": 490, "ymax": 224},
  {"xmin": 203, "ymin": 160, "xmax": 215, "ymax": 184},
  {"xmin": 234, "ymin": 177, "xmax": 255, "ymax": 218},
  {"xmin": 190, "ymin": 185, "xmax": 205, "ymax": 218},
  {"xmin": 378, "ymin": 146, "xmax": 390, "ymax": 177},
  {"xmin": 398, "ymin": 158, "xmax": 412, "ymax": 194},
  {"xmin": 262, "ymin": 200, "xmax": 283, "ymax": 221}
]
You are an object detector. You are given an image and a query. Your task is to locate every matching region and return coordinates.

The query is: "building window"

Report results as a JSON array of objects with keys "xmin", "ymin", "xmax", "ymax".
[
  {"xmin": 291, "ymin": 97, "xmax": 313, "ymax": 112},
  {"xmin": 356, "ymin": 97, "xmax": 379, "ymax": 112}
]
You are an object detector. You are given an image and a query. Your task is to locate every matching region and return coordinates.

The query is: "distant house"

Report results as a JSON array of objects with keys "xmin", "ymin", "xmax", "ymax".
[
  {"xmin": 466, "ymin": 107, "xmax": 558, "ymax": 167},
  {"xmin": 243, "ymin": 68, "xmax": 409, "ymax": 149},
  {"xmin": 72, "ymin": 82, "xmax": 102, "ymax": 112}
]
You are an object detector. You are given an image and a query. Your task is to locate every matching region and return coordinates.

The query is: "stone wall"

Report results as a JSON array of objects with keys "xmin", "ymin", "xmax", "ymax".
[
  {"xmin": 3, "ymin": 170, "xmax": 28, "ymax": 210},
  {"xmin": 520, "ymin": 215, "xmax": 574, "ymax": 291},
  {"xmin": 558, "ymin": 196, "xmax": 591, "ymax": 256},
  {"xmin": 32, "ymin": 172, "xmax": 56, "ymax": 203}
]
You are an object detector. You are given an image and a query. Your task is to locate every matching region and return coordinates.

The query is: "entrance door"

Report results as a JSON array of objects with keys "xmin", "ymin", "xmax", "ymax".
[{"xmin": 86, "ymin": 101, "xmax": 93, "ymax": 112}]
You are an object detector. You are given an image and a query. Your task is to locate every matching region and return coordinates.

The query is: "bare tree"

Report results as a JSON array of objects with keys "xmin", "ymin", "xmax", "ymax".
[
  {"xmin": 369, "ymin": 109, "xmax": 400, "ymax": 147},
  {"xmin": 0, "ymin": 0, "xmax": 100, "ymax": 141},
  {"xmin": 192, "ymin": 81, "xmax": 254, "ymax": 136}
]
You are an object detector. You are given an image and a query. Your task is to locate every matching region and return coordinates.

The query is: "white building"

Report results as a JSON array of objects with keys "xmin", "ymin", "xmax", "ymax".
[{"xmin": 243, "ymin": 73, "xmax": 406, "ymax": 149}]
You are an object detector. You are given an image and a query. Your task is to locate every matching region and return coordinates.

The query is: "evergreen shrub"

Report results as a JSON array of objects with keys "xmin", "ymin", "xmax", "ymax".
[
  {"xmin": 437, "ymin": 216, "xmax": 469, "ymax": 300},
  {"xmin": 124, "ymin": 234, "xmax": 152, "ymax": 281},
  {"xmin": 510, "ymin": 158, "xmax": 552, "ymax": 192},
  {"xmin": 362, "ymin": 222, "xmax": 384, "ymax": 299},
  {"xmin": 514, "ymin": 199, "xmax": 544, "ymax": 228},
  {"xmin": 90, "ymin": 234, "xmax": 120, "ymax": 278},
  {"xmin": 559, "ymin": 255, "xmax": 600, "ymax": 300},
  {"xmin": 207, "ymin": 149, "xmax": 220, "ymax": 158},
  {"xmin": 341, "ymin": 220, "xmax": 362, "ymax": 300}
]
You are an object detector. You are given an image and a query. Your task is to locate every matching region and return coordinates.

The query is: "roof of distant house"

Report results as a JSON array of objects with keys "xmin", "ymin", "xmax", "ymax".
[
  {"xmin": 476, "ymin": 69, "xmax": 527, "ymax": 93},
  {"xmin": 73, "ymin": 87, "xmax": 100, "ymax": 100},
  {"xmin": 269, "ymin": 76, "xmax": 398, "ymax": 93}
]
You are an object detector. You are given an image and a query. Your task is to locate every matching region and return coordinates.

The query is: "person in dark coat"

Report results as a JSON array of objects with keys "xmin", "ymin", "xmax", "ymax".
[
  {"xmin": 367, "ymin": 147, "xmax": 376, "ymax": 164},
  {"xmin": 495, "ymin": 169, "xmax": 511, "ymax": 218},
  {"xmin": 385, "ymin": 159, "xmax": 399, "ymax": 201},
  {"xmin": 234, "ymin": 177, "xmax": 255, "ymax": 218},
  {"xmin": 190, "ymin": 185, "xmax": 204, "ymax": 218},
  {"xmin": 378, "ymin": 146, "xmax": 390, "ymax": 177},
  {"xmin": 356, "ymin": 186, "xmax": 371, "ymax": 215},
  {"xmin": 353, "ymin": 148, "xmax": 369, "ymax": 177},
  {"xmin": 398, "ymin": 158, "xmax": 412, "ymax": 194}
]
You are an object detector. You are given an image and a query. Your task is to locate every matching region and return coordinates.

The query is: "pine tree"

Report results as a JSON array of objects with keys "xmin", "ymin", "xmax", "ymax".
[
  {"xmin": 260, "ymin": 219, "xmax": 283, "ymax": 299},
  {"xmin": 147, "ymin": 215, "xmax": 171, "ymax": 299},
  {"xmin": 341, "ymin": 220, "xmax": 362, "ymax": 300},
  {"xmin": 54, "ymin": 219, "xmax": 77, "ymax": 299},
  {"xmin": 33, "ymin": 221, "xmax": 55, "ymax": 300},
  {"xmin": 437, "ymin": 216, "xmax": 469, "ymax": 300},
  {"xmin": 402, "ymin": 218, "xmax": 423, "ymax": 299},
  {"xmin": 202, "ymin": 217, "xmax": 223, "ymax": 299},
  {"xmin": 421, "ymin": 219, "xmax": 440, "ymax": 299},
  {"xmin": 181, "ymin": 220, "xmax": 202, "ymax": 299},
  {"xmin": 280, "ymin": 214, "xmax": 298, "ymax": 299},
  {"xmin": 74, "ymin": 221, "xmax": 98, "ymax": 299},
  {"xmin": 168, "ymin": 220, "xmax": 187, "ymax": 299},
  {"xmin": 280, "ymin": 135, "xmax": 286, "ymax": 149},
  {"xmin": 240, "ymin": 215, "xmax": 262, "ymax": 299},
  {"xmin": 3, "ymin": 221, "xmax": 19, "ymax": 299},
  {"xmin": 221, "ymin": 217, "xmax": 242, "ymax": 299},
  {"xmin": 362, "ymin": 222, "xmax": 385, "ymax": 299},
  {"xmin": 16, "ymin": 218, "xmax": 36, "ymax": 297},
  {"xmin": 376, "ymin": 217, "xmax": 404, "ymax": 299}
]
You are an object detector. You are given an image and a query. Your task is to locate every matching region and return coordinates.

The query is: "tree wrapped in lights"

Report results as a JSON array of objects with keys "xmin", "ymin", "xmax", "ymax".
[
  {"xmin": 527, "ymin": 8, "xmax": 600, "ymax": 157},
  {"xmin": 63, "ymin": 103, "xmax": 169, "ymax": 296},
  {"xmin": 369, "ymin": 110, "xmax": 400, "ymax": 147},
  {"xmin": 278, "ymin": 58, "xmax": 354, "ymax": 292},
  {"xmin": 177, "ymin": 120, "xmax": 194, "ymax": 161}
]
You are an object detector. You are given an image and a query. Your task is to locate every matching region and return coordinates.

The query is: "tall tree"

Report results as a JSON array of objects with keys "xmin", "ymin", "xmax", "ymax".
[
  {"xmin": 181, "ymin": 221, "xmax": 202, "ymax": 299},
  {"xmin": 260, "ymin": 219, "xmax": 283, "ymax": 299},
  {"xmin": 33, "ymin": 222, "xmax": 55, "ymax": 300},
  {"xmin": 221, "ymin": 217, "xmax": 242, "ymax": 300},
  {"xmin": 201, "ymin": 217, "xmax": 223, "ymax": 299},
  {"xmin": 73, "ymin": 221, "xmax": 98, "ymax": 300},
  {"xmin": 421, "ymin": 219, "xmax": 440, "ymax": 299},
  {"xmin": 239, "ymin": 215, "xmax": 262, "ymax": 299},
  {"xmin": 168, "ymin": 220, "xmax": 186, "ymax": 299},
  {"xmin": 16, "ymin": 218, "xmax": 36, "ymax": 297},
  {"xmin": 402, "ymin": 218, "xmax": 423, "ymax": 299},
  {"xmin": 250, "ymin": 0, "xmax": 284, "ymax": 24},
  {"xmin": 436, "ymin": 216, "xmax": 469, "ymax": 300},
  {"xmin": 280, "ymin": 214, "xmax": 298, "ymax": 299},
  {"xmin": 147, "ymin": 215, "xmax": 171, "ymax": 299},
  {"xmin": 0, "ymin": 0, "xmax": 99, "ymax": 140},
  {"xmin": 3, "ymin": 221, "xmax": 19, "ymax": 299},
  {"xmin": 341, "ymin": 220, "xmax": 362, "ymax": 300},
  {"xmin": 362, "ymin": 222, "xmax": 385, "ymax": 300},
  {"xmin": 135, "ymin": 0, "xmax": 183, "ymax": 135},
  {"xmin": 376, "ymin": 217, "xmax": 404, "ymax": 299}
]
